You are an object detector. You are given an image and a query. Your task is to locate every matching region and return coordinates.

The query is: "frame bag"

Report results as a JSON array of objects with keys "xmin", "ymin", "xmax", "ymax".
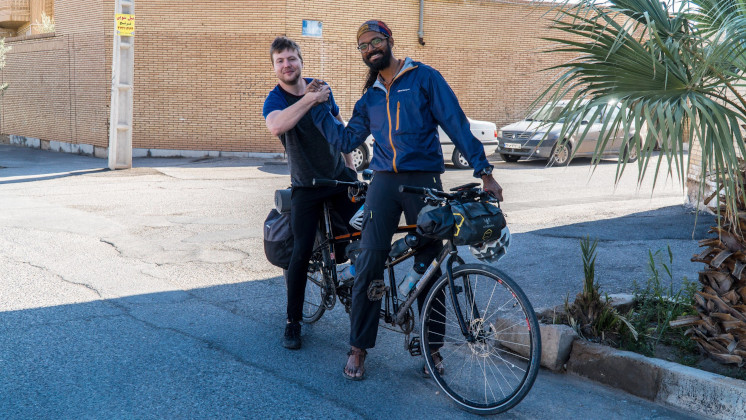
[{"xmin": 450, "ymin": 202, "xmax": 506, "ymax": 246}]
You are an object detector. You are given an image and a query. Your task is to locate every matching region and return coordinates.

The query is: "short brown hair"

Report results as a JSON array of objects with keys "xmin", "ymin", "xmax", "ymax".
[{"xmin": 270, "ymin": 36, "xmax": 303, "ymax": 63}]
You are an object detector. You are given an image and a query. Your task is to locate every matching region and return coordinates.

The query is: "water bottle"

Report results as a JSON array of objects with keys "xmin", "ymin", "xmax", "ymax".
[
  {"xmin": 389, "ymin": 237, "xmax": 409, "ymax": 258},
  {"xmin": 390, "ymin": 234, "xmax": 420, "ymax": 259},
  {"xmin": 404, "ymin": 233, "xmax": 420, "ymax": 248},
  {"xmin": 398, "ymin": 262, "xmax": 427, "ymax": 297},
  {"xmin": 337, "ymin": 264, "xmax": 356, "ymax": 284}
]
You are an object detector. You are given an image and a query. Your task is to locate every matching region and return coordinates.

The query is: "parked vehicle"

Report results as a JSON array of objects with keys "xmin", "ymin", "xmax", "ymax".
[
  {"xmin": 495, "ymin": 100, "xmax": 638, "ymax": 166},
  {"xmin": 349, "ymin": 118, "xmax": 498, "ymax": 171}
]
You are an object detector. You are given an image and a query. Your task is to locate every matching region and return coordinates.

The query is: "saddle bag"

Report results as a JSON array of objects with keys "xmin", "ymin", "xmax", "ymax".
[{"xmin": 263, "ymin": 208, "xmax": 293, "ymax": 269}]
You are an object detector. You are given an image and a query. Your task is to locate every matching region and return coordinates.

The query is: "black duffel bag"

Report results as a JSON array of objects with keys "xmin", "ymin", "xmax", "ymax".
[
  {"xmin": 450, "ymin": 202, "xmax": 506, "ymax": 246},
  {"xmin": 416, "ymin": 204, "xmax": 455, "ymax": 240}
]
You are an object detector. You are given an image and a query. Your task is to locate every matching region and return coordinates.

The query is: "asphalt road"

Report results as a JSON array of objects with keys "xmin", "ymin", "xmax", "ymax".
[{"xmin": 0, "ymin": 144, "xmax": 707, "ymax": 419}]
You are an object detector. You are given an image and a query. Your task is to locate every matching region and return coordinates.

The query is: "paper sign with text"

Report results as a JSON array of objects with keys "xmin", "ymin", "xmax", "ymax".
[{"xmin": 116, "ymin": 14, "xmax": 135, "ymax": 37}]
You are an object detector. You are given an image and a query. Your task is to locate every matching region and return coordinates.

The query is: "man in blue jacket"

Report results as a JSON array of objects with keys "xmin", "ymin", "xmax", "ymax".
[{"xmin": 309, "ymin": 21, "xmax": 503, "ymax": 380}]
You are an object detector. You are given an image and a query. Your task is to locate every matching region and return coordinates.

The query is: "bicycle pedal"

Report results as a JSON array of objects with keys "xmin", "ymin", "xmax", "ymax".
[
  {"xmin": 407, "ymin": 336, "xmax": 422, "ymax": 357},
  {"xmin": 366, "ymin": 279, "xmax": 387, "ymax": 301}
]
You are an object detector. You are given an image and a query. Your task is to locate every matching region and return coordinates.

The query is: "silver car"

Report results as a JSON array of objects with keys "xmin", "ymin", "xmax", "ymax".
[
  {"xmin": 496, "ymin": 100, "xmax": 638, "ymax": 166},
  {"xmin": 350, "ymin": 118, "xmax": 498, "ymax": 171}
]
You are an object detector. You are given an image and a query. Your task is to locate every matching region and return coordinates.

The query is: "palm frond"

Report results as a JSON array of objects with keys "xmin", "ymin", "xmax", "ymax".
[{"xmin": 536, "ymin": 0, "xmax": 746, "ymax": 225}]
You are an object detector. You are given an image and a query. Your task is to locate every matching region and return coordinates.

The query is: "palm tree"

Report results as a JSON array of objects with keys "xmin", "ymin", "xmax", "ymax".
[{"xmin": 537, "ymin": 0, "xmax": 746, "ymax": 366}]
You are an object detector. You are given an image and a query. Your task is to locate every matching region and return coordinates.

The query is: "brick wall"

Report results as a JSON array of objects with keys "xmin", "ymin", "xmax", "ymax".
[{"xmin": 1, "ymin": 0, "xmax": 572, "ymax": 154}]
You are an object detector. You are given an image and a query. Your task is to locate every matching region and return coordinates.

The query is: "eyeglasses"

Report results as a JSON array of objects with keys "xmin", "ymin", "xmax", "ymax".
[{"xmin": 357, "ymin": 37, "xmax": 388, "ymax": 52}]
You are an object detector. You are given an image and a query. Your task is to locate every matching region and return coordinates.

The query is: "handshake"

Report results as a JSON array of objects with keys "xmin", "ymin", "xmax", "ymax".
[{"xmin": 305, "ymin": 78, "xmax": 330, "ymax": 105}]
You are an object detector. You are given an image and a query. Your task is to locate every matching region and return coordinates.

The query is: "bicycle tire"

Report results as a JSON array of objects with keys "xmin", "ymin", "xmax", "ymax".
[
  {"xmin": 420, "ymin": 264, "xmax": 541, "ymax": 415},
  {"xmin": 302, "ymin": 232, "xmax": 330, "ymax": 323}
]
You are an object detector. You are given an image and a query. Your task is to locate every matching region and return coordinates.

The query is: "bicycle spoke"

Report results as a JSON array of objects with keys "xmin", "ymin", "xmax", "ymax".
[
  {"xmin": 487, "ymin": 347, "xmax": 528, "ymax": 377},
  {"xmin": 490, "ymin": 346, "xmax": 531, "ymax": 363},
  {"xmin": 485, "ymin": 351, "xmax": 513, "ymax": 397}
]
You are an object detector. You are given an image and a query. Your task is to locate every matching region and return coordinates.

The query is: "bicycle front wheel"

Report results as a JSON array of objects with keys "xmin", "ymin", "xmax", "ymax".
[{"xmin": 420, "ymin": 264, "xmax": 541, "ymax": 415}]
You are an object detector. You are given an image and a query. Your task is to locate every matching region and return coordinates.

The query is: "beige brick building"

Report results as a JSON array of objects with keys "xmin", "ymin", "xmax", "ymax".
[{"xmin": 0, "ymin": 0, "xmax": 570, "ymax": 156}]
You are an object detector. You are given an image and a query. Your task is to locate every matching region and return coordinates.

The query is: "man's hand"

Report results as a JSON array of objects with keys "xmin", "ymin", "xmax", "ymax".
[
  {"xmin": 305, "ymin": 84, "xmax": 330, "ymax": 105},
  {"xmin": 305, "ymin": 78, "xmax": 324, "ymax": 93},
  {"xmin": 343, "ymin": 153, "xmax": 356, "ymax": 171},
  {"xmin": 481, "ymin": 174, "xmax": 503, "ymax": 202}
]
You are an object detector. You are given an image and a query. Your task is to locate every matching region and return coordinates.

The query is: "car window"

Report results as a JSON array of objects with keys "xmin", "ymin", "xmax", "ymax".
[
  {"xmin": 582, "ymin": 106, "xmax": 601, "ymax": 124},
  {"xmin": 527, "ymin": 104, "xmax": 570, "ymax": 123}
]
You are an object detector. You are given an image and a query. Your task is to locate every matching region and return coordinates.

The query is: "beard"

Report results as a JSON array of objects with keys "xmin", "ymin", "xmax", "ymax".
[
  {"xmin": 281, "ymin": 70, "xmax": 301, "ymax": 85},
  {"xmin": 363, "ymin": 44, "xmax": 393, "ymax": 72}
]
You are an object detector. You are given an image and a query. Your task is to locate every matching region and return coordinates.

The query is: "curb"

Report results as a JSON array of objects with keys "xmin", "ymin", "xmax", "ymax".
[
  {"xmin": 535, "ymin": 295, "xmax": 746, "ymax": 418},
  {"xmin": 547, "ymin": 338, "xmax": 746, "ymax": 419}
]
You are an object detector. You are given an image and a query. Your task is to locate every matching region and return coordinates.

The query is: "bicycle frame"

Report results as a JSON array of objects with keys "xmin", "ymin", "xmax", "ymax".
[
  {"xmin": 312, "ymin": 188, "xmax": 483, "ymax": 343},
  {"xmin": 392, "ymin": 240, "xmax": 479, "ymax": 342}
]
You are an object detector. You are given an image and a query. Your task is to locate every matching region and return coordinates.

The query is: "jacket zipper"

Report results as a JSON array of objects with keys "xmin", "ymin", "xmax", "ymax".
[
  {"xmin": 387, "ymin": 92, "xmax": 396, "ymax": 172},
  {"xmin": 385, "ymin": 66, "xmax": 417, "ymax": 173},
  {"xmin": 396, "ymin": 101, "xmax": 400, "ymax": 131}
]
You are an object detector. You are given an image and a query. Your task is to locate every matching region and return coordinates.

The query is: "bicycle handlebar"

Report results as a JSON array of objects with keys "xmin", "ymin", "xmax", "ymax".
[
  {"xmin": 312, "ymin": 178, "xmax": 364, "ymax": 188},
  {"xmin": 399, "ymin": 184, "xmax": 499, "ymax": 205},
  {"xmin": 312, "ymin": 178, "xmax": 341, "ymax": 188}
]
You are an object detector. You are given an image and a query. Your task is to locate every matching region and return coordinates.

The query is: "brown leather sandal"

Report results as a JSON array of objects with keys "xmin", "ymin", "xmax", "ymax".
[
  {"xmin": 422, "ymin": 351, "xmax": 444, "ymax": 377},
  {"xmin": 343, "ymin": 347, "xmax": 367, "ymax": 381}
]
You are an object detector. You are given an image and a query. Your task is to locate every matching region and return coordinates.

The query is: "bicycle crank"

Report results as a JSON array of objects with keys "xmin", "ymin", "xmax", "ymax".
[{"xmin": 323, "ymin": 280, "xmax": 337, "ymax": 310}]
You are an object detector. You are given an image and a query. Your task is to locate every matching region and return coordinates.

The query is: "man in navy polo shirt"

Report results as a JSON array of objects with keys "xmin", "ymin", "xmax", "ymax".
[{"xmin": 263, "ymin": 36, "xmax": 357, "ymax": 350}]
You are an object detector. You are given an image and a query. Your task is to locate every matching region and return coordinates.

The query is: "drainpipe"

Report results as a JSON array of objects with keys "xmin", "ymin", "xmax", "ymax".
[{"xmin": 418, "ymin": 0, "xmax": 425, "ymax": 45}]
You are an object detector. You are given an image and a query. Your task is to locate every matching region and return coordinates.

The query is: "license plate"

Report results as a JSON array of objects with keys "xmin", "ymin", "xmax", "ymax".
[{"xmin": 504, "ymin": 142, "xmax": 521, "ymax": 149}]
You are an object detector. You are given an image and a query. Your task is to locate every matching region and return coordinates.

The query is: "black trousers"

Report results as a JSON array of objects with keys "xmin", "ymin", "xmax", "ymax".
[
  {"xmin": 286, "ymin": 185, "xmax": 357, "ymax": 323},
  {"xmin": 350, "ymin": 171, "xmax": 445, "ymax": 350}
]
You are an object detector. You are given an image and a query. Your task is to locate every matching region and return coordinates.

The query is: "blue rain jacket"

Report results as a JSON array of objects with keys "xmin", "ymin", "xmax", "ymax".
[{"xmin": 311, "ymin": 58, "xmax": 492, "ymax": 178}]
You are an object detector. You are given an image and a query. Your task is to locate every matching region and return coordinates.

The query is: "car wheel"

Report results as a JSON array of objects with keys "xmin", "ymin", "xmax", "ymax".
[
  {"xmin": 500, "ymin": 153, "xmax": 521, "ymax": 163},
  {"xmin": 451, "ymin": 149, "xmax": 471, "ymax": 169},
  {"xmin": 351, "ymin": 145, "xmax": 369, "ymax": 171},
  {"xmin": 623, "ymin": 142, "xmax": 638, "ymax": 163},
  {"xmin": 549, "ymin": 142, "xmax": 571, "ymax": 166}
]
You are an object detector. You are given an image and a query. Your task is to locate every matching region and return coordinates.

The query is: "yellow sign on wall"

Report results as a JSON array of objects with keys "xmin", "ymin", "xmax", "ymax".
[{"xmin": 116, "ymin": 14, "xmax": 135, "ymax": 37}]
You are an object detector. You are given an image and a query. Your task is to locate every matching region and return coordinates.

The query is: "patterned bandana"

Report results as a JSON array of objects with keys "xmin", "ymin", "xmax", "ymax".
[{"xmin": 357, "ymin": 20, "xmax": 392, "ymax": 41}]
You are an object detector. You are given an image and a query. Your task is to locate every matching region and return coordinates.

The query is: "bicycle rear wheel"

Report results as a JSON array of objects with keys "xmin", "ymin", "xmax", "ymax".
[
  {"xmin": 302, "ymin": 233, "xmax": 330, "ymax": 323},
  {"xmin": 420, "ymin": 264, "xmax": 541, "ymax": 415}
]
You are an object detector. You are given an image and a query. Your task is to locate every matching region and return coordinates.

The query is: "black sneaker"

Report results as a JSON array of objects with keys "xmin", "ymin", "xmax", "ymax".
[{"xmin": 283, "ymin": 321, "xmax": 301, "ymax": 350}]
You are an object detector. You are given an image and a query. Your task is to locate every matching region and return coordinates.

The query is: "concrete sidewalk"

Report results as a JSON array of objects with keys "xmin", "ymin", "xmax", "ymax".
[{"xmin": 0, "ymin": 143, "xmax": 740, "ymax": 418}]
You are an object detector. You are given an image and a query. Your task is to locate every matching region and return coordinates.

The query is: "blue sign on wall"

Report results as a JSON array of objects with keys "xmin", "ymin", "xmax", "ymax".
[{"xmin": 302, "ymin": 20, "xmax": 323, "ymax": 38}]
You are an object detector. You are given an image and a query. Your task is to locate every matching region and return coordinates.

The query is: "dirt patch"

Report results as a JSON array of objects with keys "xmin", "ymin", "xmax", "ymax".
[{"xmin": 652, "ymin": 342, "xmax": 746, "ymax": 380}]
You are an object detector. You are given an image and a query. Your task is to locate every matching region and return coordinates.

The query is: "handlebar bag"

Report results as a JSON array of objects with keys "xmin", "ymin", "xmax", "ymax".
[
  {"xmin": 263, "ymin": 208, "xmax": 293, "ymax": 269},
  {"xmin": 416, "ymin": 204, "xmax": 455, "ymax": 240},
  {"xmin": 450, "ymin": 202, "xmax": 506, "ymax": 246}
]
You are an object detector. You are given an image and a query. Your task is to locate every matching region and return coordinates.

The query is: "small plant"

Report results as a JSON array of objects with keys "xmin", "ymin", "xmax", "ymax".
[
  {"xmin": 0, "ymin": 38, "xmax": 9, "ymax": 93},
  {"xmin": 35, "ymin": 12, "xmax": 55, "ymax": 34},
  {"xmin": 564, "ymin": 236, "xmax": 637, "ymax": 341},
  {"xmin": 619, "ymin": 247, "xmax": 699, "ymax": 363}
]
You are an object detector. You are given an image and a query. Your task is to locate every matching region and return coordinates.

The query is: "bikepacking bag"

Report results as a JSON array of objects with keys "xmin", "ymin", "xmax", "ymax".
[
  {"xmin": 416, "ymin": 204, "xmax": 455, "ymax": 240},
  {"xmin": 450, "ymin": 202, "xmax": 506, "ymax": 246},
  {"xmin": 416, "ymin": 202, "xmax": 506, "ymax": 246},
  {"xmin": 263, "ymin": 208, "xmax": 293, "ymax": 269}
]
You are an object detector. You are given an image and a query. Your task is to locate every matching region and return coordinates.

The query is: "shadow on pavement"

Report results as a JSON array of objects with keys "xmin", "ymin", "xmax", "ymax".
[
  {"xmin": 0, "ymin": 267, "xmax": 698, "ymax": 419},
  {"xmin": 499, "ymin": 205, "xmax": 715, "ymax": 310}
]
